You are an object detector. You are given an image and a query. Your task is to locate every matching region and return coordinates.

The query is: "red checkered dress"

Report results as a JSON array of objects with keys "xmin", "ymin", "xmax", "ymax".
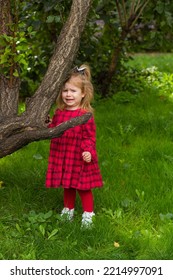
[{"xmin": 46, "ymin": 108, "xmax": 103, "ymax": 190}]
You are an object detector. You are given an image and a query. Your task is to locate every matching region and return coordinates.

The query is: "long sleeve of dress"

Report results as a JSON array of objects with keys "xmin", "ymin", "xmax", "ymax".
[{"xmin": 81, "ymin": 116, "xmax": 97, "ymax": 162}]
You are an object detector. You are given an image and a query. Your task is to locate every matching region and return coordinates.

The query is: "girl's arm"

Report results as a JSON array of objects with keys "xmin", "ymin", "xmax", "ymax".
[{"xmin": 81, "ymin": 116, "xmax": 97, "ymax": 162}]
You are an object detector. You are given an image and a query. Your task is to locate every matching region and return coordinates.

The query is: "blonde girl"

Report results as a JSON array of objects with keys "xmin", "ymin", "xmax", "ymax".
[{"xmin": 46, "ymin": 64, "xmax": 103, "ymax": 227}]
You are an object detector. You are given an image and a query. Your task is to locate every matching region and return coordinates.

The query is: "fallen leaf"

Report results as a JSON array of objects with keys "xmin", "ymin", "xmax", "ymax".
[{"xmin": 114, "ymin": 241, "xmax": 120, "ymax": 248}]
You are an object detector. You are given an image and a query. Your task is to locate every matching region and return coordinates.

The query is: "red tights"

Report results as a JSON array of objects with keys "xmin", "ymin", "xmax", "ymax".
[{"xmin": 63, "ymin": 188, "xmax": 94, "ymax": 212}]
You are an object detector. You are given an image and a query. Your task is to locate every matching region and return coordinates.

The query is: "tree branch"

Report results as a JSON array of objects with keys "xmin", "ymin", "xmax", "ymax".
[{"xmin": 0, "ymin": 112, "xmax": 92, "ymax": 158}]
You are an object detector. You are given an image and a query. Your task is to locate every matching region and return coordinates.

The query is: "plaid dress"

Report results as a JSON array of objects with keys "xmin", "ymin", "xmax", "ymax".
[{"xmin": 46, "ymin": 108, "xmax": 103, "ymax": 190}]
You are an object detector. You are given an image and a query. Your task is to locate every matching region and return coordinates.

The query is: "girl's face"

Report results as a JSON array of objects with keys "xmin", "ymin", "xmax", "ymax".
[{"xmin": 62, "ymin": 77, "xmax": 85, "ymax": 110}]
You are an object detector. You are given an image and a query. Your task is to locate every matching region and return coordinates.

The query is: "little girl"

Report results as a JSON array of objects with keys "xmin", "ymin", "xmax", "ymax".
[{"xmin": 46, "ymin": 64, "xmax": 103, "ymax": 227}]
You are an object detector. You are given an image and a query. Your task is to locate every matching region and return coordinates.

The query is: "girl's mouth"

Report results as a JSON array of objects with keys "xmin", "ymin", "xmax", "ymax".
[{"xmin": 66, "ymin": 99, "xmax": 74, "ymax": 102}]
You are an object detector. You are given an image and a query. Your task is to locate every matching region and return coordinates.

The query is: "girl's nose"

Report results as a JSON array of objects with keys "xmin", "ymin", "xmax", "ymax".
[{"xmin": 66, "ymin": 91, "xmax": 71, "ymax": 96}]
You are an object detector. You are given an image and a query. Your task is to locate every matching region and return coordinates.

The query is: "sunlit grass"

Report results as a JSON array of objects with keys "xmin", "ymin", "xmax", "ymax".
[{"xmin": 128, "ymin": 52, "xmax": 173, "ymax": 73}]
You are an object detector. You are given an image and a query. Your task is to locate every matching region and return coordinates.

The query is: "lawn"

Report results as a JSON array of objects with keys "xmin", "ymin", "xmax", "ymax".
[{"xmin": 1, "ymin": 53, "xmax": 173, "ymax": 260}]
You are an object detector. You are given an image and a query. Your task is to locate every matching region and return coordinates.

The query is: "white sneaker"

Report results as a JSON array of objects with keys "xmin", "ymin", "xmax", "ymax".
[
  {"xmin": 60, "ymin": 207, "xmax": 74, "ymax": 221},
  {"xmin": 81, "ymin": 211, "xmax": 95, "ymax": 228}
]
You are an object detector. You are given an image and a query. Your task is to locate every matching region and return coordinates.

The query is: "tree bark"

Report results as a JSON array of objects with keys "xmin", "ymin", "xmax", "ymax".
[
  {"xmin": 0, "ymin": 0, "xmax": 20, "ymax": 116},
  {"xmin": 0, "ymin": 0, "xmax": 93, "ymax": 158},
  {"xmin": 100, "ymin": 29, "xmax": 128, "ymax": 97}
]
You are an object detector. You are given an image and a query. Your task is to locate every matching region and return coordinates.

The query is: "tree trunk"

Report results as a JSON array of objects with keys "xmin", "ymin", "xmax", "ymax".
[
  {"xmin": 100, "ymin": 0, "xmax": 149, "ymax": 97},
  {"xmin": 100, "ymin": 29, "xmax": 127, "ymax": 97},
  {"xmin": 0, "ymin": 0, "xmax": 92, "ymax": 158},
  {"xmin": 0, "ymin": 0, "xmax": 20, "ymax": 116}
]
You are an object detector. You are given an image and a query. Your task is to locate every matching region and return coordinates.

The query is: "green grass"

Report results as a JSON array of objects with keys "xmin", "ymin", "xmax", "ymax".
[
  {"xmin": 1, "ymin": 53, "xmax": 173, "ymax": 260},
  {"xmin": 128, "ymin": 52, "xmax": 173, "ymax": 73}
]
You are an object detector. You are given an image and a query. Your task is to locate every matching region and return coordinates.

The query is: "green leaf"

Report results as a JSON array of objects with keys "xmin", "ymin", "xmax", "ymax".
[
  {"xmin": 13, "ymin": 70, "xmax": 19, "ymax": 77},
  {"xmin": 48, "ymin": 229, "xmax": 59, "ymax": 240},
  {"xmin": 2, "ymin": 35, "xmax": 13, "ymax": 42},
  {"xmin": 44, "ymin": 211, "xmax": 53, "ymax": 220},
  {"xmin": 39, "ymin": 224, "xmax": 46, "ymax": 237},
  {"xmin": 0, "ymin": 55, "xmax": 8, "ymax": 64},
  {"xmin": 19, "ymin": 58, "xmax": 28, "ymax": 67},
  {"xmin": 155, "ymin": 1, "xmax": 164, "ymax": 14},
  {"xmin": 46, "ymin": 15, "xmax": 55, "ymax": 23},
  {"xmin": 160, "ymin": 21, "xmax": 166, "ymax": 28},
  {"xmin": 16, "ymin": 223, "xmax": 24, "ymax": 234},
  {"xmin": 16, "ymin": 44, "xmax": 29, "ymax": 51},
  {"xmin": 0, "ymin": 38, "xmax": 7, "ymax": 46},
  {"xmin": 54, "ymin": 16, "xmax": 61, "ymax": 23},
  {"xmin": 27, "ymin": 26, "xmax": 33, "ymax": 33},
  {"xmin": 33, "ymin": 154, "xmax": 43, "ymax": 160}
]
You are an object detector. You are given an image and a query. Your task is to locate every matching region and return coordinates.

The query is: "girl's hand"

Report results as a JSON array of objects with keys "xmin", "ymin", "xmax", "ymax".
[
  {"xmin": 82, "ymin": 151, "xmax": 92, "ymax": 163},
  {"xmin": 45, "ymin": 115, "xmax": 52, "ymax": 125}
]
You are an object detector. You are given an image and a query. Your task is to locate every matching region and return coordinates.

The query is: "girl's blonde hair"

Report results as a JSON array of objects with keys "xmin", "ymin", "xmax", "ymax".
[{"xmin": 56, "ymin": 64, "xmax": 94, "ymax": 112}]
